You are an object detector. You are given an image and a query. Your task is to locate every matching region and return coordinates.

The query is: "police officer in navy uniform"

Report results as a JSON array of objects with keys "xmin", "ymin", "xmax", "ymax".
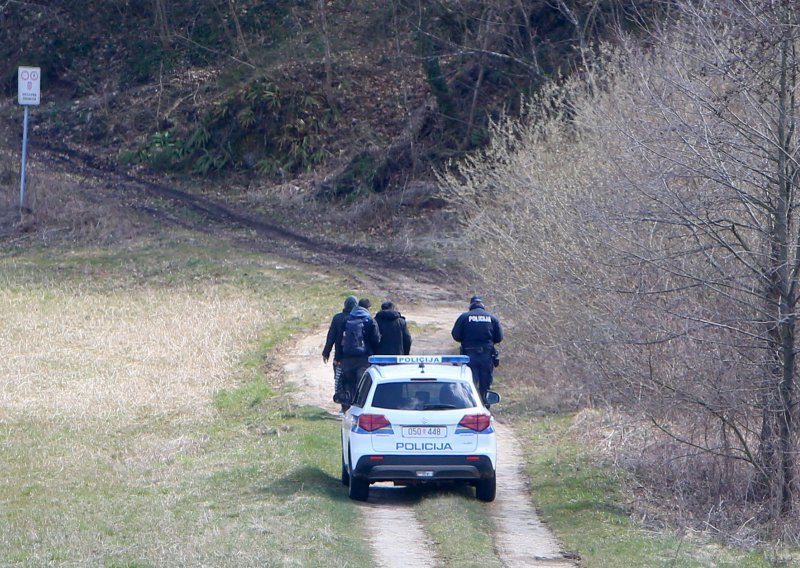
[{"xmin": 451, "ymin": 295, "xmax": 503, "ymax": 403}]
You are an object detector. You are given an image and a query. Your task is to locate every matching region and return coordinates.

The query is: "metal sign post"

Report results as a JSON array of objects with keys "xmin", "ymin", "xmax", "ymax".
[
  {"xmin": 18, "ymin": 66, "xmax": 41, "ymax": 210},
  {"xmin": 20, "ymin": 106, "xmax": 30, "ymax": 209}
]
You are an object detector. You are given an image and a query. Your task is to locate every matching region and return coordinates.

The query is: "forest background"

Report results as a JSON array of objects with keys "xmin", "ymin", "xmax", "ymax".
[{"xmin": 3, "ymin": 0, "xmax": 800, "ymax": 554}]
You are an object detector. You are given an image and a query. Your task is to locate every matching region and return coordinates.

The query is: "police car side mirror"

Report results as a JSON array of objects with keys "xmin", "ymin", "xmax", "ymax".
[{"xmin": 484, "ymin": 391, "xmax": 501, "ymax": 406}]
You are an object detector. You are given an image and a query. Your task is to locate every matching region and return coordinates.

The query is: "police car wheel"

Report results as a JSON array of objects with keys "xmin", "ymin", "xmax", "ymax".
[
  {"xmin": 475, "ymin": 473, "xmax": 496, "ymax": 502},
  {"xmin": 348, "ymin": 471, "xmax": 369, "ymax": 501}
]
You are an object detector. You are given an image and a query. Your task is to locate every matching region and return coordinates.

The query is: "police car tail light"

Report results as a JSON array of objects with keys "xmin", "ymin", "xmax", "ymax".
[
  {"xmin": 358, "ymin": 414, "xmax": 391, "ymax": 432},
  {"xmin": 458, "ymin": 414, "xmax": 491, "ymax": 432}
]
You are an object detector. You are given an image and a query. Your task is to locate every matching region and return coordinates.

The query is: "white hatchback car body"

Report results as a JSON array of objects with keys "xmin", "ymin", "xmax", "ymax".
[{"xmin": 340, "ymin": 355, "xmax": 499, "ymax": 502}]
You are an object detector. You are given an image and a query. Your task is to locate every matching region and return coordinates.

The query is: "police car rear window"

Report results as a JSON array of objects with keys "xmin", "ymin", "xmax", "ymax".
[{"xmin": 371, "ymin": 381, "xmax": 475, "ymax": 410}]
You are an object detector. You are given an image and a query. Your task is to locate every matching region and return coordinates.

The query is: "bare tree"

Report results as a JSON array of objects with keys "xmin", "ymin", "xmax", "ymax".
[
  {"xmin": 445, "ymin": 0, "xmax": 800, "ymax": 520},
  {"xmin": 226, "ymin": 0, "xmax": 249, "ymax": 61},
  {"xmin": 153, "ymin": 0, "xmax": 171, "ymax": 50},
  {"xmin": 613, "ymin": 0, "xmax": 800, "ymax": 517},
  {"xmin": 316, "ymin": 0, "xmax": 337, "ymax": 110},
  {"xmin": 461, "ymin": 5, "xmax": 495, "ymax": 149}
]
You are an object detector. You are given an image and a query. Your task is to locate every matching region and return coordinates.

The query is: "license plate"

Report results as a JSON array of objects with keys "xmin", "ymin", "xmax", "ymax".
[
  {"xmin": 416, "ymin": 470, "xmax": 434, "ymax": 478},
  {"xmin": 402, "ymin": 426, "xmax": 446, "ymax": 438}
]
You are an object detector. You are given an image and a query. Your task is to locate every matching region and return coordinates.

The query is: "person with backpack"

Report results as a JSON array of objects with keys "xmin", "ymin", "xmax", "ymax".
[
  {"xmin": 451, "ymin": 295, "xmax": 503, "ymax": 404},
  {"xmin": 374, "ymin": 301, "xmax": 412, "ymax": 355},
  {"xmin": 335, "ymin": 300, "xmax": 381, "ymax": 410},
  {"xmin": 322, "ymin": 295, "xmax": 358, "ymax": 399}
]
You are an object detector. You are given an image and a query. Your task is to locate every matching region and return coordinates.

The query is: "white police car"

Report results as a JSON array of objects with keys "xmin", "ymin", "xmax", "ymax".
[{"xmin": 339, "ymin": 355, "xmax": 500, "ymax": 502}]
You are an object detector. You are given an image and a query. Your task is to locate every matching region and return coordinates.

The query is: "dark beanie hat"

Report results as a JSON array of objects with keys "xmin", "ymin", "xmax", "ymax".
[
  {"xmin": 469, "ymin": 295, "xmax": 484, "ymax": 308},
  {"xmin": 344, "ymin": 295, "xmax": 358, "ymax": 312}
]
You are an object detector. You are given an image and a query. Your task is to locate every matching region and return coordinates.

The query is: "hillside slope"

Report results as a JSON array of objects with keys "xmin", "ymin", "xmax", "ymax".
[{"xmin": 0, "ymin": 1, "xmax": 656, "ymax": 247}]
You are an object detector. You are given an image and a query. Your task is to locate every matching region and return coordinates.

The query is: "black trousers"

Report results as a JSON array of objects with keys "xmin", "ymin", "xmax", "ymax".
[
  {"xmin": 464, "ymin": 348, "xmax": 494, "ymax": 400},
  {"xmin": 332, "ymin": 362, "xmax": 342, "ymax": 396},
  {"xmin": 338, "ymin": 356, "xmax": 370, "ymax": 398}
]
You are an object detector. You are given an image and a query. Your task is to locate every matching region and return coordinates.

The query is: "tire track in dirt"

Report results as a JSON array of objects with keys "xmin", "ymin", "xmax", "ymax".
[
  {"xmin": 361, "ymin": 494, "xmax": 443, "ymax": 568},
  {"xmin": 281, "ymin": 301, "xmax": 576, "ymax": 567},
  {"xmin": 33, "ymin": 140, "xmax": 440, "ymax": 277},
  {"xmin": 281, "ymin": 314, "xmax": 442, "ymax": 568},
  {"xmin": 493, "ymin": 421, "xmax": 577, "ymax": 567}
]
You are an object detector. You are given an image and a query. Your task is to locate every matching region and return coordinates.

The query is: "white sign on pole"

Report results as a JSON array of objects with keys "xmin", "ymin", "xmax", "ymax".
[{"xmin": 18, "ymin": 66, "xmax": 41, "ymax": 106}]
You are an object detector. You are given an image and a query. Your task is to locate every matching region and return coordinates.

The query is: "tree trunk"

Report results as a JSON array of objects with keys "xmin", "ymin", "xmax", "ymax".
[
  {"xmin": 773, "ymin": 27, "xmax": 796, "ymax": 514},
  {"xmin": 153, "ymin": 0, "xmax": 171, "ymax": 50},
  {"xmin": 316, "ymin": 0, "xmax": 337, "ymax": 109},
  {"xmin": 462, "ymin": 7, "xmax": 493, "ymax": 150},
  {"xmin": 227, "ymin": 0, "xmax": 249, "ymax": 61}
]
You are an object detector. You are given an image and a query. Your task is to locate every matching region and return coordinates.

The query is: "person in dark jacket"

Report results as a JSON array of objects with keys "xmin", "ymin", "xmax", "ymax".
[
  {"xmin": 323, "ymin": 295, "xmax": 359, "ymax": 400},
  {"xmin": 336, "ymin": 303, "xmax": 381, "ymax": 409},
  {"xmin": 375, "ymin": 301, "xmax": 412, "ymax": 355},
  {"xmin": 323, "ymin": 295, "xmax": 358, "ymax": 365},
  {"xmin": 451, "ymin": 295, "xmax": 503, "ymax": 403}
]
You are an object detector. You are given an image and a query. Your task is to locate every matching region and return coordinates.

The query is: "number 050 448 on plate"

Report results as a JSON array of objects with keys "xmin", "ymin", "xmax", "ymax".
[{"xmin": 402, "ymin": 426, "xmax": 446, "ymax": 438}]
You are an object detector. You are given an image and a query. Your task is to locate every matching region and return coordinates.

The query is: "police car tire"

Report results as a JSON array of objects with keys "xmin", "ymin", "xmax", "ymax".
[
  {"xmin": 348, "ymin": 471, "xmax": 369, "ymax": 501},
  {"xmin": 475, "ymin": 473, "xmax": 496, "ymax": 502}
]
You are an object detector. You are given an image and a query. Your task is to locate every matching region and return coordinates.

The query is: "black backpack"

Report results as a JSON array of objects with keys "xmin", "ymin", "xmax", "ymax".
[{"xmin": 342, "ymin": 312, "xmax": 369, "ymax": 356}]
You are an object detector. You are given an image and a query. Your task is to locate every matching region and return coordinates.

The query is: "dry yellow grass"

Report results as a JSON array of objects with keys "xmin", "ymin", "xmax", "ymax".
[
  {"xmin": 0, "ymin": 251, "xmax": 373, "ymax": 566},
  {"xmin": 0, "ymin": 284, "xmax": 274, "ymax": 424}
]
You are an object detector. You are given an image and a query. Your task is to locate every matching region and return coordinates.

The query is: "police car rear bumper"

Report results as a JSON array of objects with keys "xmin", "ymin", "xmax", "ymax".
[{"xmin": 353, "ymin": 455, "xmax": 494, "ymax": 481}]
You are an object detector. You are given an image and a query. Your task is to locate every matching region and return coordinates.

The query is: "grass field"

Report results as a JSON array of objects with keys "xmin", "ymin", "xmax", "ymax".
[
  {"xmin": 5, "ymin": 232, "xmax": 799, "ymax": 567},
  {"xmin": 0, "ymin": 237, "xmax": 373, "ymax": 567}
]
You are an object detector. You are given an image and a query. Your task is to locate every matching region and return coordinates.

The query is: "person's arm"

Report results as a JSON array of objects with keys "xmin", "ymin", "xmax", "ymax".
[
  {"xmin": 492, "ymin": 317, "xmax": 504, "ymax": 344},
  {"xmin": 368, "ymin": 318, "xmax": 381, "ymax": 350},
  {"xmin": 322, "ymin": 317, "xmax": 337, "ymax": 362},
  {"xmin": 451, "ymin": 314, "xmax": 464, "ymax": 342}
]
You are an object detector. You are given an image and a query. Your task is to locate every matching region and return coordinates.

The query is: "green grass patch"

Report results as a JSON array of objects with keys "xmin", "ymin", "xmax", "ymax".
[
  {"xmin": 511, "ymin": 414, "xmax": 786, "ymax": 567},
  {"xmin": 416, "ymin": 489, "xmax": 502, "ymax": 567}
]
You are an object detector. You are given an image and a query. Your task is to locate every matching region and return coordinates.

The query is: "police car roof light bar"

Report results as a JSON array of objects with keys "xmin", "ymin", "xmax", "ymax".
[{"xmin": 368, "ymin": 355, "xmax": 470, "ymax": 365}]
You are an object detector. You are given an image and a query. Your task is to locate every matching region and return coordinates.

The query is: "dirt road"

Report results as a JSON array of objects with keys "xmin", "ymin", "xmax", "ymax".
[
  {"xmin": 7, "ymin": 140, "xmax": 578, "ymax": 566},
  {"xmin": 282, "ymin": 303, "xmax": 577, "ymax": 567}
]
